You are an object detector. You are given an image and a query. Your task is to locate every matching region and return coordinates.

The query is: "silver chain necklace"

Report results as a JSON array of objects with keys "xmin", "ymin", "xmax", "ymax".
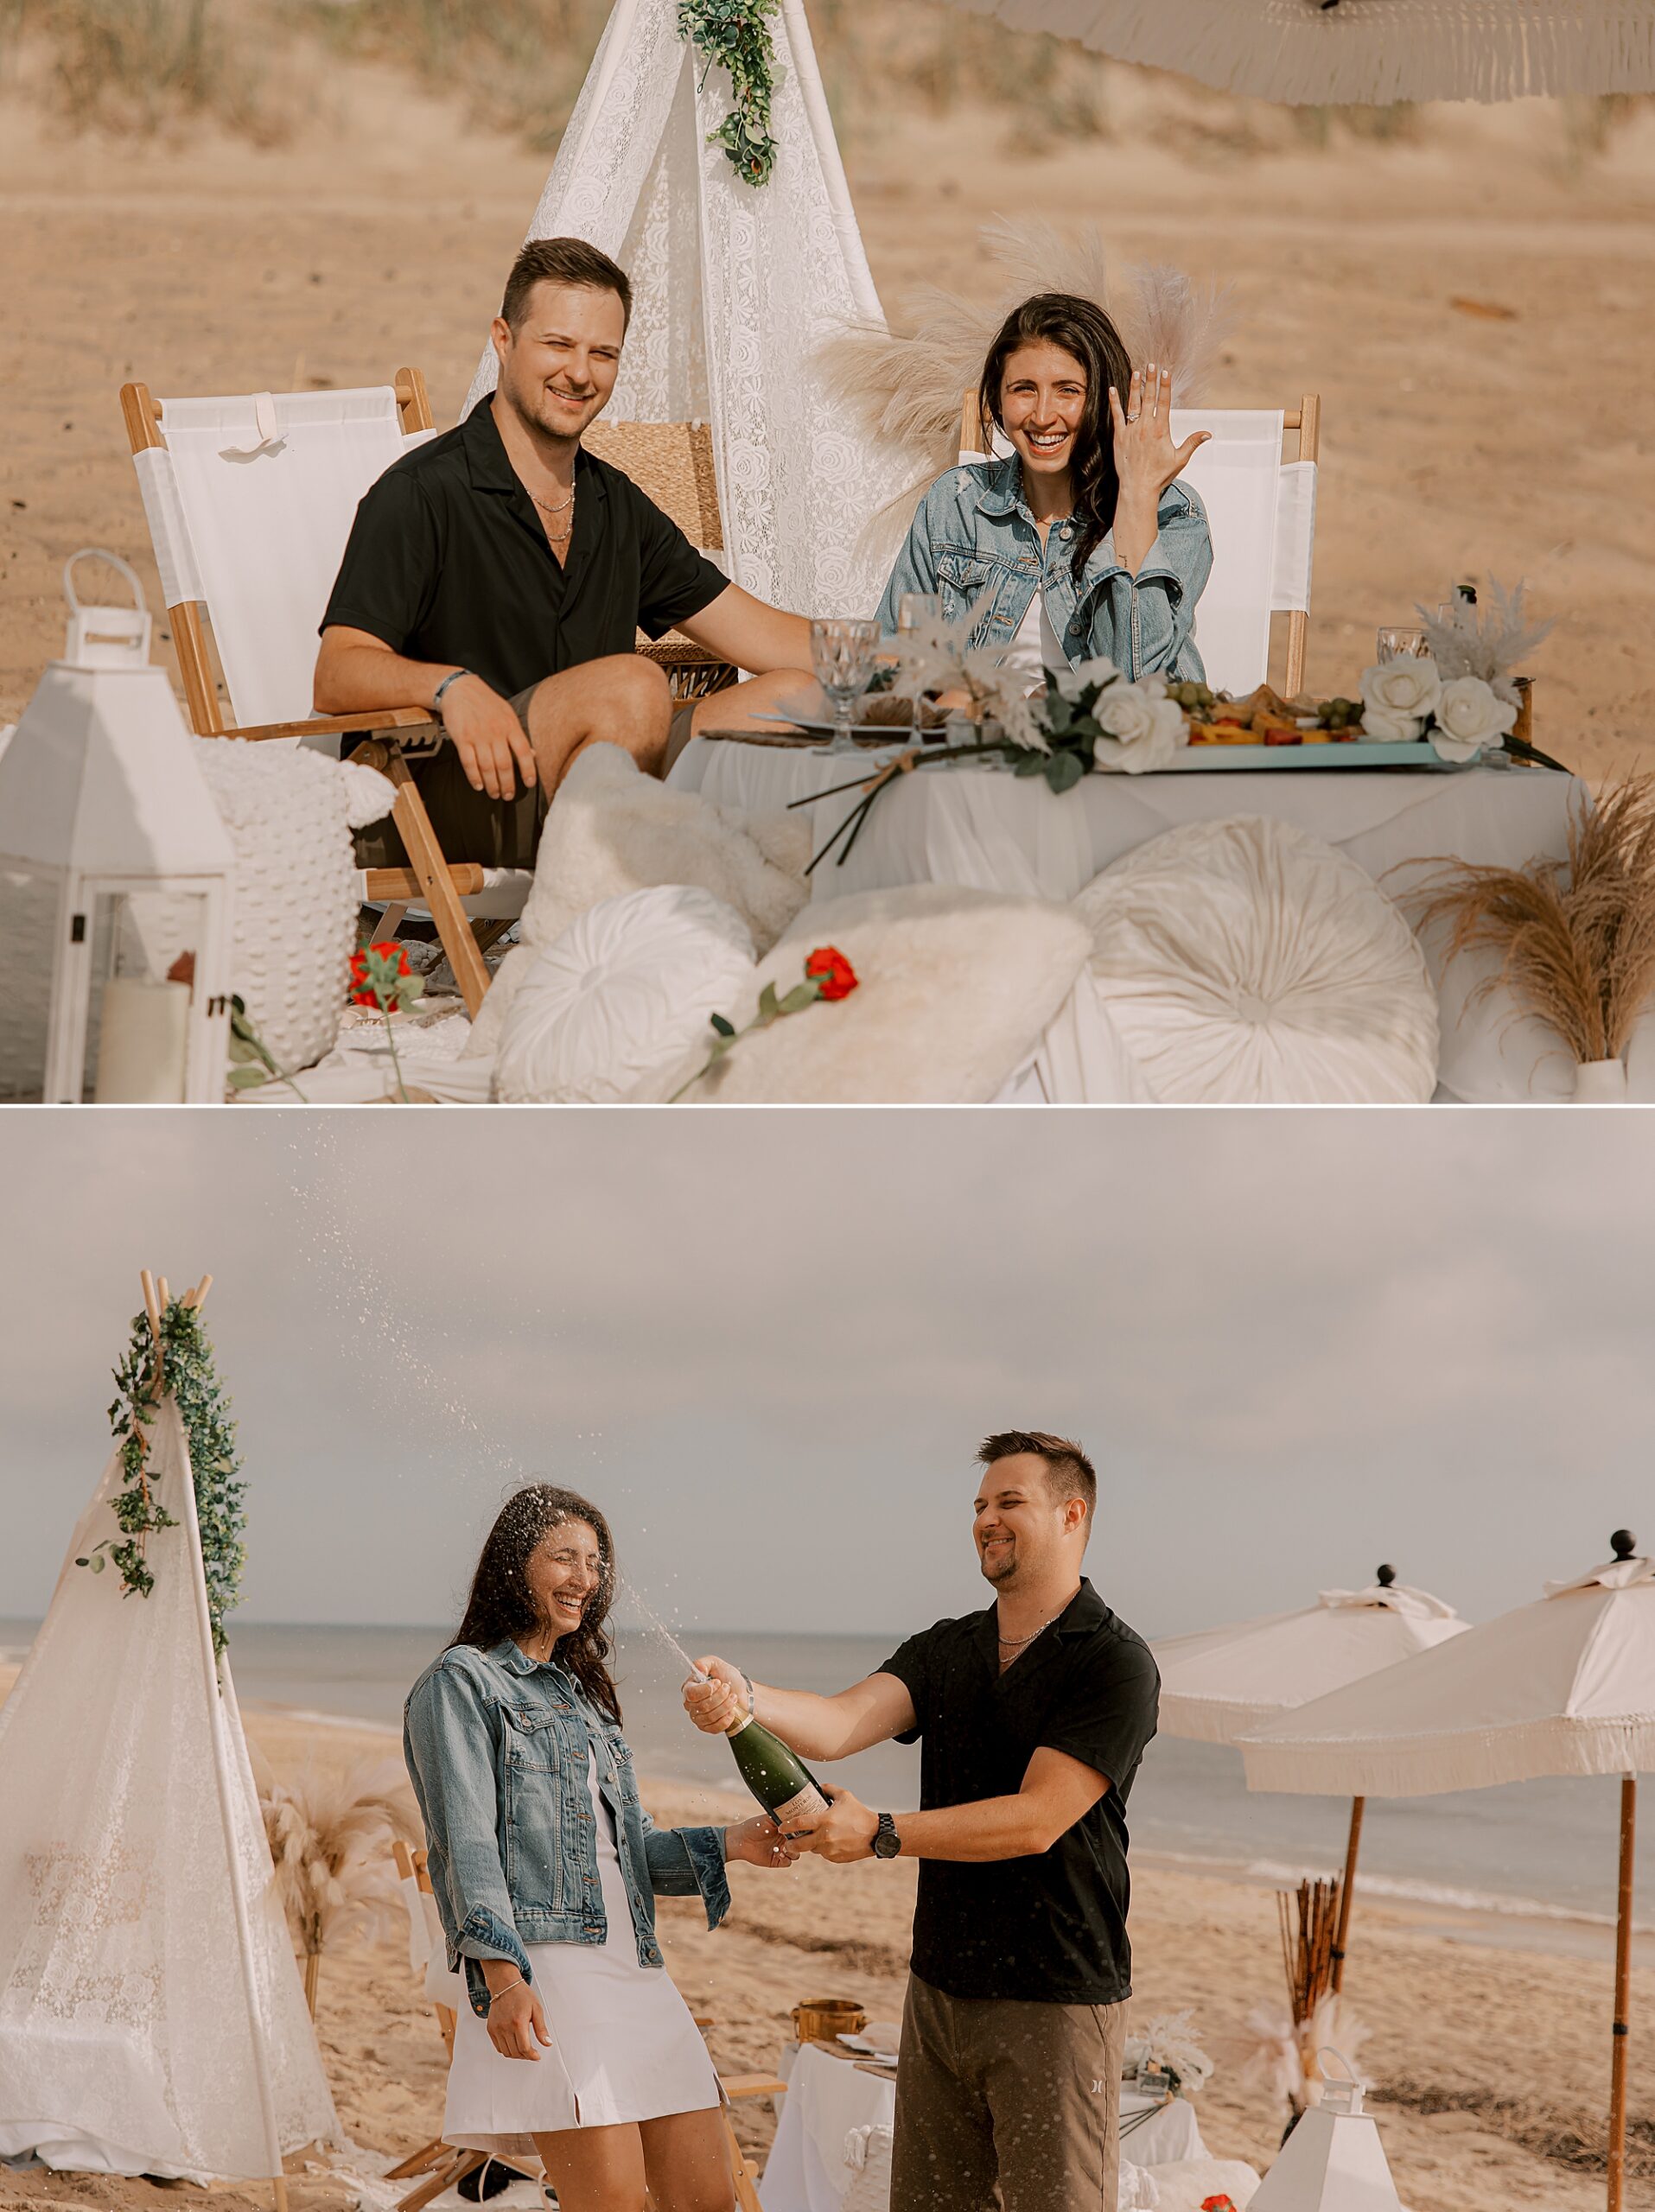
[{"xmin": 996, "ymin": 1607, "xmax": 1063, "ymax": 1649}]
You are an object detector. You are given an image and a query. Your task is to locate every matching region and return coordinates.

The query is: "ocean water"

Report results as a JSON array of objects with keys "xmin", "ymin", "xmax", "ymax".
[{"xmin": 4, "ymin": 1618, "xmax": 1645, "ymax": 1928}]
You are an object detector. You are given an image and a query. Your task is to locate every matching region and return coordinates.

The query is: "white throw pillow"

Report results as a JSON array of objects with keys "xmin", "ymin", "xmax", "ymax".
[
  {"xmin": 465, "ymin": 741, "xmax": 810, "ymax": 1061},
  {"xmin": 192, "ymin": 738, "xmax": 396, "ymax": 1076},
  {"xmin": 678, "ymin": 884, "xmax": 1092, "ymax": 1104},
  {"xmin": 1141, "ymin": 2158, "xmax": 1261, "ymax": 2210},
  {"xmin": 493, "ymin": 885, "xmax": 755, "ymax": 1104},
  {"xmin": 1074, "ymin": 816, "xmax": 1438, "ymax": 1104}
]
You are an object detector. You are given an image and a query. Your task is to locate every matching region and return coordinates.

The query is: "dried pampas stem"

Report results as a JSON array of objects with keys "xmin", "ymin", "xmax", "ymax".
[
  {"xmin": 1409, "ymin": 776, "xmax": 1655, "ymax": 1065},
  {"xmin": 261, "ymin": 1759, "xmax": 422, "ymax": 2018}
]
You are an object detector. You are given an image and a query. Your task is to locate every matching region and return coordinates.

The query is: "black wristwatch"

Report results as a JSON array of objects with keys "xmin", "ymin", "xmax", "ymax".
[{"xmin": 872, "ymin": 1812, "xmax": 901, "ymax": 1860}]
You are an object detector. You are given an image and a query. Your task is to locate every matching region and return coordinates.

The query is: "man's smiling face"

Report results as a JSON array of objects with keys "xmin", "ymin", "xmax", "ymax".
[
  {"xmin": 494, "ymin": 278, "xmax": 627, "ymax": 446},
  {"xmin": 973, "ymin": 1452, "xmax": 1073, "ymax": 1590}
]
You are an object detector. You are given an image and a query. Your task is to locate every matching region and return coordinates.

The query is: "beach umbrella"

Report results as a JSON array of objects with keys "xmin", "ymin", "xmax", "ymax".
[
  {"xmin": 1239, "ymin": 1532, "xmax": 1654, "ymax": 2212},
  {"xmin": 1152, "ymin": 1566, "xmax": 1469, "ymax": 1987},
  {"xmin": 936, "ymin": 0, "xmax": 1655, "ymax": 105}
]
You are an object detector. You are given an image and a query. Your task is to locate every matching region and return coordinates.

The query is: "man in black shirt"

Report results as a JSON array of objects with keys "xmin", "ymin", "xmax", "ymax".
[
  {"xmin": 684, "ymin": 1430, "xmax": 1160, "ymax": 2212},
  {"xmin": 315, "ymin": 236, "xmax": 818, "ymax": 868}
]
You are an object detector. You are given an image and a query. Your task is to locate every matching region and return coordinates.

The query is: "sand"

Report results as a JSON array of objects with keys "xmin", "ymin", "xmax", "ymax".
[
  {"xmin": 3, "ymin": 48, "xmax": 1655, "ymax": 780},
  {"xmin": 0, "ymin": 1693, "xmax": 1647, "ymax": 2212}
]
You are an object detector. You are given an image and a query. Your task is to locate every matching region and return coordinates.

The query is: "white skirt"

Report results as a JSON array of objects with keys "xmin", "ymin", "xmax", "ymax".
[{"xmin": 443, "ymin": 1751, "xmax": 719, "ymax": 2149}]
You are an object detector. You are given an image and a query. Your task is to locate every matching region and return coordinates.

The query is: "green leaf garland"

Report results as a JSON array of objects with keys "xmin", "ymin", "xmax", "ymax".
[
  {"xmin": 83, "ymin": 1299, "xmax": 248, "ymax": 1656},
  {"xmin": 677, "ymin": 0, "xmax": 780, "ymax": 188}
]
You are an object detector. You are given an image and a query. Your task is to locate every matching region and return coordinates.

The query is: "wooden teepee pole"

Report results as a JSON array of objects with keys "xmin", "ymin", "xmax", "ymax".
[
  {"xmin": 1607, "ymin": 1774, "xmax": 1636, "ymax": 2212},
  {"xmin": 1330, "ymin": 1795, "xmax": 1365, "ymax": 1995}
]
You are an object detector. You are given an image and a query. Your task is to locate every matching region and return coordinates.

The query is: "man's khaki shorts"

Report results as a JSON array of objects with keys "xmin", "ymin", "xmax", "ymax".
[
  {"xmin": 891, "ymin": 1972, "xmax": 1127, "ymax": 2212},
  {"xmin": 353, "ymin": 687, "xmax": 697, "ymax": 872}
]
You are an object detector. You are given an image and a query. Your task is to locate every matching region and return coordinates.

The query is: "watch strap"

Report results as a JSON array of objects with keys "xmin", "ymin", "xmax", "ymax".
[{"xmin": 430, "ymin": 667, "xmax": 473, "ymax": 716}]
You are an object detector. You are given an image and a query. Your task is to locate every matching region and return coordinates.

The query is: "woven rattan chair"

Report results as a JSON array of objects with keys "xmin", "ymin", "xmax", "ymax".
[{"xmin": 582, "ymin": 419, "xmax": 739, "ymax": 701}]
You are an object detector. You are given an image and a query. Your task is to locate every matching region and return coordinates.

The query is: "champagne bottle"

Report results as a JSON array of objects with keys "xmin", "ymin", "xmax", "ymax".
[{"xmin": 724, "ymin": 1710, "xmax": 829, "ymax": 1834}]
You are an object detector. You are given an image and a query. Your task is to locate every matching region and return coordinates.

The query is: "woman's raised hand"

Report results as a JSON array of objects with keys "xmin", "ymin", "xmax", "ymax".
[
  {"xmin": 726, "ymin": 1813, "xmax": 798, "ymax": 1869},
  {"xmin": 1109, "ymin": 364, "xmax": 1211, "ymax": 501},
  {"xmin": 487, "ymin": 1979, "xmax": 551, "ymax": 2062},
  {"xmin": 683, "ymin": 1656, "xmax": 746, "ymax": 1735}
]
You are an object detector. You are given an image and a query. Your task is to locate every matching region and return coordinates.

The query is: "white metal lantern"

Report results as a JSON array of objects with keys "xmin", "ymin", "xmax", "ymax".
[
  {"xmin": 1251, "ymin": 2051, "xmax": 1405, "ymax": 2212},
  {"xmin": 0, "ymin": 552, "xmax": 234, "ymax": 1103}
]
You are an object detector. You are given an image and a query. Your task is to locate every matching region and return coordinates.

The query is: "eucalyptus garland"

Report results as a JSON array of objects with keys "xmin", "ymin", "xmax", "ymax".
[
  {"xmin": 80, "ymin": 1300, "xmax": 248, "ymax": 1655},
  {"xmin": 677, "ymin": 0, "xmax": 780, "ymax": 188}
]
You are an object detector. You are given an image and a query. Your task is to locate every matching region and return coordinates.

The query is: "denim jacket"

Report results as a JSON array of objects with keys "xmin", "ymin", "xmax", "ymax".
[
  {"xmin": 404, "ymin": 1639, "xmax": 731, "ymax": 2018},
  {"xmin": 876, "ymin": 456, "xmax": 1212, "ymax": 683}
]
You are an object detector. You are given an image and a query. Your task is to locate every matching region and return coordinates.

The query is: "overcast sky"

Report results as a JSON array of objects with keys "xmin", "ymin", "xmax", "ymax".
[{"xmin": 0, "ymin": 1111, "xmax": 1648, "ymax": 1643}]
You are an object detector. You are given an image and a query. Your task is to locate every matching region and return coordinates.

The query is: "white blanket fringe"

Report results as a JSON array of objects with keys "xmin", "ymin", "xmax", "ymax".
[{"xmin": 938, "ymin": 0, "xmax": 1655, "ymax": 106}]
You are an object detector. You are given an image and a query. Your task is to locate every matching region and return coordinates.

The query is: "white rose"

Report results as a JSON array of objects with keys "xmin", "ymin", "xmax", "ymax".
[
  {"xmin": 1055, "ymin": 654, "xmax": 1119, "ymax": 702},
  {"xmin": 1360, "ymin": 656, "xmax": 1442, "ymax": 721},
  {"xmin": 1429, "ymin": 675, "xmax": 1518, "ymax": 762},
  {"xmin": 1095, "ymin": 684, "xmax": 1186, "ymax": 773},
  {"xmin": 1361, "ymin": 706, "xmax": 1423, "ymax": 744}
]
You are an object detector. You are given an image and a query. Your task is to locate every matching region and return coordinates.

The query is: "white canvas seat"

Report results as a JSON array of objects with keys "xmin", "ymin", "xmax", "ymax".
[
  {"xmin": 122, "ymin": 372, "xmax": 525, "ymax": 1014},
  {"xmin": 961, "ymin": 397, "xmax": 1320, "ymax": 696}
]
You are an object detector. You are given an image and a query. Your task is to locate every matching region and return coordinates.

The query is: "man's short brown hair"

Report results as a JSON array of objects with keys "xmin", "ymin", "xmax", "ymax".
[
  {"xmin": 977, "ymin": 1430, "xmax": 1097, "ymax": 1517},
  {"xmin": 500, "ymin": 237, "xmax": 633, "ymax": 334}
]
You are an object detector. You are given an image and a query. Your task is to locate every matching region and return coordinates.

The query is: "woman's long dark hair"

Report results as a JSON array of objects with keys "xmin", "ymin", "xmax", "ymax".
[
  {"xmin": 977, "ymin": 293, "xmax": 1134, "ymax": 582},
  {"xmin": 450, "ymin": 1484, "xmax": 622, "ymax": 1723}
]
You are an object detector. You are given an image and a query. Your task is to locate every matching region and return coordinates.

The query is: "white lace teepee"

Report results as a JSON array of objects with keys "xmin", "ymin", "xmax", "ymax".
[
  {"xmin": 0, "ymin": 1395, "xmax": 336, "ymax": 2181},
  {"xmin": 465, "ymin": 0, "xmax": 900, "ymax": 618}
]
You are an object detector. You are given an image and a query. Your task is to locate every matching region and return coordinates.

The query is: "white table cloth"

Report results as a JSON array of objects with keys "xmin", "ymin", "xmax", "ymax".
[
  {"xmin": 759, "ymin": 2040, "xmax": 1205, "ymax": 2212},
  {"xmin": 670, "ymin": 741, "xmax": 1588, "ymax": 1103}
]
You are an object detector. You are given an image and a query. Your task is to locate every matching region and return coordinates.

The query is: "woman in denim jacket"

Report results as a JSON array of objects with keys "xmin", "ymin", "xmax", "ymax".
[
  {"xmin": 404, "ymin": 1484, "xmax": 790, "ymax": 2212},
  {"xmin": 877, "ymin": 293, "xmax": 1213, "ymax": 686}
]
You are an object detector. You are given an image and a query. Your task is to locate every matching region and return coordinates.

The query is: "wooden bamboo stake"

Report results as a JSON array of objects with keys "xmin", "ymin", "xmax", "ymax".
[
  {"xmin": 1330, "ymin": 1796, "xmax": 1365, "ymax": 1994},
  {"xmin": 302, "ymin": 1950, "xmax": 321, "ymax": 2018},
  {"xmin": 141, "ymin": 1270, "xmax": 162, "ymax": 1343},
  {"xmin": 1607, "ymin": 1774, "xmax": 1635, "ymax": 2212}
]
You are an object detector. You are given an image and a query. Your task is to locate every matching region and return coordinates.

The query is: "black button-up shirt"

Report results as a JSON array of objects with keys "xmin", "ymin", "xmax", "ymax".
[
  {"xmin": 880, "ymin": 1577, "xmax": 1159, "ymax": 2004},
  {"xmin": 321, "ymin": 396, "xmax": 729, "ymax": 694}
]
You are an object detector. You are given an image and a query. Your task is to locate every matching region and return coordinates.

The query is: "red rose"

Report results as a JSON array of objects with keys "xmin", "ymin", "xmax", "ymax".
[
  {"xmin": 1201, "ymin": 2197, "xmax": 1238, "ymax": 2211},
  {"xmin": 805, "ymin": 945, "xmax": 858, "ymax": 1001}
]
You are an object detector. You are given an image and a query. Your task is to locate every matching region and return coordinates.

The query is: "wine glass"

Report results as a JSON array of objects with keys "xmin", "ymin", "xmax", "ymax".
[
  {"xmin": 1375, "ymin": 626, "xmax": 1429, "ymax": 663},
  {"xmin": 811, "ymin": 618, "xmax": 881, "ymax": 755},
  {"xmin": 895, "ymin": 594, "xmax": 941, "ymax": 734}
]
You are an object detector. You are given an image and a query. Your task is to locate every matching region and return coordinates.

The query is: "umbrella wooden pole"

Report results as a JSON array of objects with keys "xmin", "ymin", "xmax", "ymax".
[
  {"xmin": 1607, "ymin": 1773, "xmax": 1635, "ymax": 2212},
  {"xmin": 1330, "ymin": 1796, "xmax": 1365, "ymax": 1995}
]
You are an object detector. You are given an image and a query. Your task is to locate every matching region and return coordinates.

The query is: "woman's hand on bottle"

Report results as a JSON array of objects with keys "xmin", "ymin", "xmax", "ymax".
[
  {"xmin": 1109, "ymin": 365, "xmax": 1210, "ymax": 503},
  {"xmin": 725, "ymin": 1812, "xmax": 798, "ymax": 1869},
  {"xmin": 484, "ymin": 1974, "xmax": 551, "ymax": 2061},
  {"xmin": 683, "ymin": 1656, "xmax": 746, "ymax": 1734}
]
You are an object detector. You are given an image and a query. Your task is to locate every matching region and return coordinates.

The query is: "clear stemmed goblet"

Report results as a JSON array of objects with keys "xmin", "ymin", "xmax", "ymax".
[{"xmin": 811, "ymin": 617, "xmax": 882, "ymax": 755}]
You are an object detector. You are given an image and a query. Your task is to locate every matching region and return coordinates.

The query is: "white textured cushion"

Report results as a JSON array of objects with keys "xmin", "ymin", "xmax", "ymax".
[
  {"xmin": 679, "ymin": 884, "xmax": 1092, "ymax": 1104},
  {"xmin": 493, "ymin": 885, "xmax": 755, "ymax": 1104},
  {"xmin": 192, "ymin": 738, "xmax": 395, "ymax": 1074},
  {"xmin": 465, "ymin": 741, "xmax": 809, "ymax": 1060},
  {"xmin": 1142, "ymin": 2158, "xmax": 1261, "ymax": 2210},
  {"xmin": 1075, "ymin": 816, "xmax": 1438, "ymax": 1104}
]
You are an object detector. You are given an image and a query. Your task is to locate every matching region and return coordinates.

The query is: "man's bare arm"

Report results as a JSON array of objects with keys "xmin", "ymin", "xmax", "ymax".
[
  {"xmin": 791, "ymin": 1746, "xmax": 1110, "ymax": 1864},
  {"xmin": 314, "ymin": 626, "xmax": 537, "ymax": 802},
  {"xmin": 676, "ymin": 585, "xmax": 812, "ymax": 676},
  {"xmin": 685, "ymin": 1662, "xmax": 915, "ymax": 1761}
]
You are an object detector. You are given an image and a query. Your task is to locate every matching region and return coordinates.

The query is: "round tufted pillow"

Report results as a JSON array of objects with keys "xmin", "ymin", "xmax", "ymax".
[
  {"xmin": 192, "ymin": 739, "xmax": 396, "ymax": 1078},
  {"xmin": 1074, "ymin": 815, "xmax": 1439, "ymax": 1103},
  {"xmin": 493, "ymin": 884, "xmax": 755, "ymax": 1104}
]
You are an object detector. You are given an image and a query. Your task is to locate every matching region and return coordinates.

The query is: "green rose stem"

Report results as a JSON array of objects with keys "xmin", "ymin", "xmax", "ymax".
[{"xmin": 669, "ymin": 975, "xmax": 829, "ymax": 1102}]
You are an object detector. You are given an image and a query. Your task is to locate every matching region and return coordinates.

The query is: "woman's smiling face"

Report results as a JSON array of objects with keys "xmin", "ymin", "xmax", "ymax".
[
  {"xmin": 525, "ymin": 1518, "xmax": 604, "ymax": 1640},
  {"xmin": 998, "ymin": 340, "xmax": 1088, "ymax": 483}
]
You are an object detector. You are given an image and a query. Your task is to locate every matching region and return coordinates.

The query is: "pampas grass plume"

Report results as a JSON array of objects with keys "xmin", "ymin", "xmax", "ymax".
[{"xmin": 261, "ymin": 1758, "xmax": 422, "ymax": 2012}]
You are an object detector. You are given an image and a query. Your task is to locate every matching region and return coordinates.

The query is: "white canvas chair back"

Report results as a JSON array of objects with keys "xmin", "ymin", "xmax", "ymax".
[
  {"xmin": 133, "ymin": 386, "xmax": 436, "ymax": 736},
  {"xmin": 395, "ymin": 1850, "xmax": 465, "ymax": 2008},
  {"xmin": 959, "ymin": 404, "xmax": 1318, "ymax": 696}
]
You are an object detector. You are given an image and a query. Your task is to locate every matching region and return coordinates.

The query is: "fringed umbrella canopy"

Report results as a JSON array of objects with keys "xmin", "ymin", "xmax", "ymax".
[
  {"xmin": 1239, "ymin": 1542, "xmax": 1655, "ymax": 1795},
  {"xmin": 938, "ymin": 1, "xmax": 1655, "ymax": 106},
  {"xmin": 1152, "ymin": 1569, "xmax": 1469, "ymax": 1745}
]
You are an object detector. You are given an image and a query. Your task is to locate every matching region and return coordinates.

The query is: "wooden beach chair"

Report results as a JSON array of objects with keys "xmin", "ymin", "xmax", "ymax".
[
  {"xmin": 960, "ymin": 390, "xmax": 1322, "ymax": 699},
  {"xmin": 120, "ymin": 370, "xmax": 519, "ymax": 1017},
  {"xmin": 582, "ymin": 419, "xmax": 740, "ymax": 702}
]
